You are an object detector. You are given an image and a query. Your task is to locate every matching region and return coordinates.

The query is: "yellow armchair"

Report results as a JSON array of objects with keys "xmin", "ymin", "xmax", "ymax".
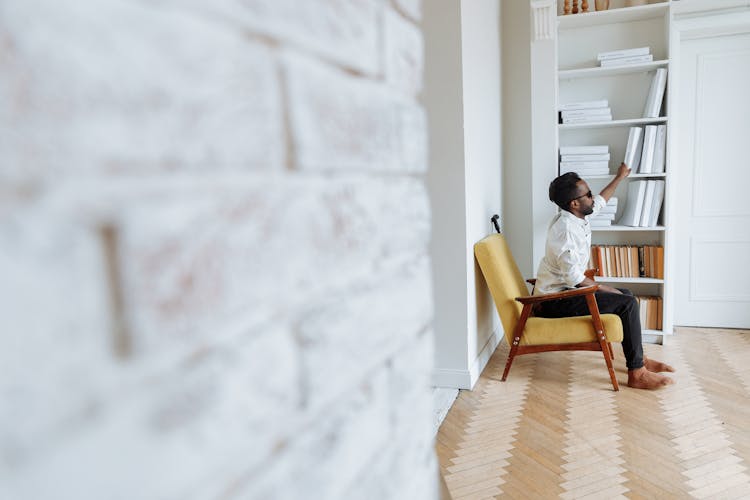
[{"xmin": 474, "ymin": 232, "xmax": 623, "ymax": 391}]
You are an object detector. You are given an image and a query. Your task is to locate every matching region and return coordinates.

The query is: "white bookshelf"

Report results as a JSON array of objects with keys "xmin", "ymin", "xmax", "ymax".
[{"xmin": 555, "ymin": 0, "xmax": 673, "ymax": 342}]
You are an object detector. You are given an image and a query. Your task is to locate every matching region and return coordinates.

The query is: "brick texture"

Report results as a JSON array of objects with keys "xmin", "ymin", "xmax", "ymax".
[{"xmin": 0, "ymin": 0, "xmax": 433, "ymax": 498}]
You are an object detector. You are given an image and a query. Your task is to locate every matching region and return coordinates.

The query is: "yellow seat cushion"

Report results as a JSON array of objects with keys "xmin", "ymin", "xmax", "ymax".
[{"xmin": 521, "ymin": 314, "xmax": 623, "ymax": 345}]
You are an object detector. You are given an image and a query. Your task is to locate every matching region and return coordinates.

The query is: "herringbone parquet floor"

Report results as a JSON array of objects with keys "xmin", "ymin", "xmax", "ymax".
[{"xmin": 436, "ymin": 327, "xmax": 750, "ymax": 499}]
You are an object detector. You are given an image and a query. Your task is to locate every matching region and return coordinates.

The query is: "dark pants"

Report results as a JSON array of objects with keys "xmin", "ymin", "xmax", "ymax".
[{"xmin": 535, "ymin": 288, "xmax": 644, "ymax": 370}]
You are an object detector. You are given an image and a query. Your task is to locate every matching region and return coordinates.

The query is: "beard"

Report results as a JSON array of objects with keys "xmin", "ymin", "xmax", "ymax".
[{"xmin": 582, "ymin": 204, "xmax": 595, "ymax": 216}]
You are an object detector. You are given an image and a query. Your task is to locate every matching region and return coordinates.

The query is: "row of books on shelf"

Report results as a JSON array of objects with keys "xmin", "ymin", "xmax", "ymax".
[
  {"xmin": 598, "ymin": 46, "xmax": 654, "ymax": 68},
  {"xmin": 619, "ymin": 179, "xmax": 664, "ymax": 227},
  {"xmin": 589, "ymin": 245, "xmax": 664, "ymax": 279},
  {"xmin": 636, "ymin": 296, "xmax": 663, "ymax": 331},
  {"xmin": 558, "ymin": 67, "xmax": 667, "ymax": 123},
  {"xmin": 623, "ymin": 125, "xmax": 666, "ymax": 174}
]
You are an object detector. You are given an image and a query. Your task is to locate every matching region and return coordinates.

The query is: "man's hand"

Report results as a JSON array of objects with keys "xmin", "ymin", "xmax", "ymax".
[
  {"xmin": 616, "ymin": 162, "xmax": 632, "ymax": 179},
  {"xmin": 600, "ymin": 163, "xmax": 631, "ymax": 202}
]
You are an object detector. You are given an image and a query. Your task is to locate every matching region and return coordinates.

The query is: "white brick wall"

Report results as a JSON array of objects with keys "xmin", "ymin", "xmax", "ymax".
[{"xmin": 0, "ymin": 0, "xmax": 435, "ymax": 499}]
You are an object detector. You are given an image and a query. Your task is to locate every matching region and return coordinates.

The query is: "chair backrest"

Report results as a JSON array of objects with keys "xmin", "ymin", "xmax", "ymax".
[{"xmin": 474, "ymin": 233, "xmax": 529, "ymax": 345}]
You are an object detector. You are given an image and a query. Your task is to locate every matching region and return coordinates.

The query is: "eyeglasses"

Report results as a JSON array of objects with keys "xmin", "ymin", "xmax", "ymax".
[{"xmin": 570, "ymin": 190, "xmax": 592, "ymax": 203}]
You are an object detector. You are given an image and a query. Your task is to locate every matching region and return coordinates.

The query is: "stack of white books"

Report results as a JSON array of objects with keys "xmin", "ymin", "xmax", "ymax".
[
  {"xmin": 638, "ymin": 124, "xmax": 667, "ymax": 174},
  {"xmin": 598, "ymin": 47, "xmax": 653, "ymax": 68},
  {"xmin": 618, "ymin": 180, "xmax": 666, "ymax": 227},
  {"xmin": 559, "ymin": 100, "xmax": 612, "ymax": 124},
  {"xmin": 559, "ymin": 145, "xmax": 610, "ymax": 176},
  {"xmin": 591, "ymin": 197, "xmax": 618, "ymax": 227}
]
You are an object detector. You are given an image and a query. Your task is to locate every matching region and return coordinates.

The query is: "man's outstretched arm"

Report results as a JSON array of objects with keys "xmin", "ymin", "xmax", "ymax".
[{"xmin": 599, "ymin": 163, "xmax": 631, "ymax": 202}]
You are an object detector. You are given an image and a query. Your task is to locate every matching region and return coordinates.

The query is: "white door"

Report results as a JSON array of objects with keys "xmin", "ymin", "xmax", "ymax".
[{"xmin": 674, "ymin": 32, "xmax": 750, "ymax": 328}]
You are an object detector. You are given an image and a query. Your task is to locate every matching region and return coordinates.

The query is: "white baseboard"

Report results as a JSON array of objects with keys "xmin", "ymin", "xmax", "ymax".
[
  {"xmin": 433, "ymin": 387, "xmax": 459, "ymax": 434},
  {"xmin": 431, "ymin": 325, "xmax": 503, "ymax": 390}
]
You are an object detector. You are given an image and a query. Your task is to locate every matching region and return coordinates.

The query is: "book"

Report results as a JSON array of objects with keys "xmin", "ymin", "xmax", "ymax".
[
  {"xmin": 559, "ymin": 99, "xmax": 609, "ymax": 111},
  {"xmin": 600, "ymin": 54, "xmax": 654, "ymax": 67},
  {"xmin": 618, "ymin": 180, "xmax": 648, "ymax": 226},
  {"xmin": 597, "ymin": 46, "xmax": 650, "ymax": 61},
  {"xmin": 623, "ymin": 127, "xmax": 644, "ymax": 172},
  {"xmin": 638, "ymin": 125, "xmax": 658, "ymax": 174},
  {"xmin": 651, "ymin": 124, "xmax": 667, "ymax": 174},
  {"xmin": 560, "ymin": 160, "xmax": 610, "ymax": 169},
  {"xmin": 643, "ymin": 68, "xmax": 668, "ymax": 118},
  {"xmin": 647, "ymin": 180, "xmax": 665, "ymax": 227},
  {"xmin": 560, "ymin": 153, "xmax": 610, "ymax": 162},
  {"xmin": 562, "ymin": 114, "xmax": 613, "ymax": 124},
  {"xmin": 561, "ymin": 108, "xmax": 612, "ymax": 119},
  {"xmin": 592, "ymin": 213, "xmax": 616, "ymax": 221},
  {"xmin": 639, "ymin": 180, "xmax": 657, "ymax": 227},
  {"xmin": 559, "ymin": 145, "xmax": 610, "ymax": 155}
]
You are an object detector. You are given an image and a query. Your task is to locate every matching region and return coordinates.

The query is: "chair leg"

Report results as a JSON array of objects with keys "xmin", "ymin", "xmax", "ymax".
[
  {"xmin": 503, "ymin": 306, "xmax": 532, "ymax": 382},
  {"xmin": 501, "ymin": 345, "xmax": 518, "ymax": 381},
  {"xmin": 601, "ymin": 345, "xmax": 619, "ymax": 391},
  {"xmin": 608, "ymin": 342, "xmax": 615, "ymax": 360}
]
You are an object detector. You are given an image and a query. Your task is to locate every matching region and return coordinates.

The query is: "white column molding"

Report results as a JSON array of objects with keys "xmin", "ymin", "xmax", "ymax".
[{"xmin": 531, "ymin": 0, "xmax": 556, "ymax": 41}]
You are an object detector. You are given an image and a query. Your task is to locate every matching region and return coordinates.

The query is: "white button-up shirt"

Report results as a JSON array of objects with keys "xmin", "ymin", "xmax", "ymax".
[{"xmin": 534, "ymin": 194, "xmax": 606, "ymax": 295}]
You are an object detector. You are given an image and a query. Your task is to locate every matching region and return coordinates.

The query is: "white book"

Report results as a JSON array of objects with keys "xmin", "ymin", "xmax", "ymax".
[
  {"xmin": 618, "ymin": 180, "xmax": 648, "ymax": 227},
  {"xmin": 560, "ymin": 168, "xmax": 610, "ymax": 176},
  {"xmin": 560, "ymin": 170, "xmax": 611, "ymax": 177},
  {"xmin": 559, "ymin": 145, "xmax": 609, "ymax": 155},
  {"xmin": 561, "ymin": 153, "xmax": 611, "ymax": 162},
  {"xmin": 600, "ymin": 54, "xmax": 654, "ymax": 67},
  {"xmin": 561, "ymin": 108, "xmax": 612, "ymax": 119},
  {"xmin": 563, "ymin": 114, "xmax": 613, "ymax": 124},
  {"xmin": 623, "ymin": 127, "xmax": 644, "ymax": 172},
  {"xmin": 592, "ymin": 213, "xmax": 616, "ymax": 221},
  {"xmin": 648, "ymin": 180, "xmax": 666, "ymax": 226},
  {"xmin": 643, "ymin": 68, "xmax": 668, "ymax": 118},
  {"xmin": 597, "ymin": 46, "xmax": 650, "ymax": 61},
  {"xmin": 651, "ymin": 124, "xmax": 667, "ymax": 174},
  {"xmin": 639, "ymin": 125, "xmax": 658, "ymax": 174},
  {"xmin": 607, "ymin": 197, "xmax": 618, "ymax": 206},
  {"xmin": 560, "ymin": 160, "xmax": 610, "ymax": 169},
  {"xmin": 590, "ymin": 219, "xmax": 613, "ymax": 227},
  {"xmin": 639, "ymin": 180, "xmax": 657, "ymax": 227},
  {"xmin": 559, "ymin": 99, "xmax": 609, "ymax": 111}
]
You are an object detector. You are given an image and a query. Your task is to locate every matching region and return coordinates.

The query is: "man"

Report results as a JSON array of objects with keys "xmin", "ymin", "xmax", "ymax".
[{"xmin": 534, "ymin": 163, "xmax": 674, "ymax": 389}]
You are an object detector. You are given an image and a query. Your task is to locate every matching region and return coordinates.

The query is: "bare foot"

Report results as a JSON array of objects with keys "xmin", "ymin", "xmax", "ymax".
[
  {"xmin": 627, "ymin": 367, "xmax": 675, "ymax": 390},
  {"xmin": 644, "ymin": 356, "xmax": 675, "ymax": 373}
]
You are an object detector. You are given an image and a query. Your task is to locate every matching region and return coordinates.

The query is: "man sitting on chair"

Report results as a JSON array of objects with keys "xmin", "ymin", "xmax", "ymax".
[{"xmin": 534, "ymin": 163, "xmax": 675, "ymax": 390}]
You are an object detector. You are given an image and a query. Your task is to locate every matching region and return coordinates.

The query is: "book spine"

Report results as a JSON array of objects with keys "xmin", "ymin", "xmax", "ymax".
[
  {"xmin": 559, "ymin": 100, "xmax": 609, "ymax": 111},
  {"xmin": 559, "ymin": 146, "xmax": 609, "ymax": 155},
  {"xmin": 597, "ymin": 46, "xmax": 650, "ymax": 61},
  {"xmin": 600, "ymin": 54, "xmax": 654, "ymax": 67},
  {"xmin": 643, "ymin": 68, "xmax": 668, "ymax": 118}
]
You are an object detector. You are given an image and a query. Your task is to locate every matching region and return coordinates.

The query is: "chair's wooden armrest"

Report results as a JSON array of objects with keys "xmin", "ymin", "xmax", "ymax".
[
  {"xmin": 585, "ymin": 269, "xmax": 598, "ymax": 280},
  {"xmin": 526, "ymin": 278, "xmax": 537, "ymax": 285},
  {"xmin": 515, "ymin": 285, "xmax": 600, "ymax": 305}
]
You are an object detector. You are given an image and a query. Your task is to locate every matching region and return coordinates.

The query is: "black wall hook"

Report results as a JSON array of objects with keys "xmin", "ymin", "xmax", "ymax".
[{"xmin": 491, "ymin": 214, "xmax": 501, "ymax": 234}]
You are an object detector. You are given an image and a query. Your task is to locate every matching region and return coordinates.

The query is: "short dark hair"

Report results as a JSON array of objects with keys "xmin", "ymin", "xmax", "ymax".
[{"xmin": 549, "ymin": 172, "xmax": 582, "ymax": 211}]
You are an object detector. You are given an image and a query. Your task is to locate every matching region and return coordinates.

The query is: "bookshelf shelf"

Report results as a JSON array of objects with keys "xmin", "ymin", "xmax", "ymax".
[
  {"xmin": 558, "ymin": 60, "xmax": 669, "ymax": 80},
  {"xmin": 592, "ymin": 225, "xmax": 666, "ymax": 232},
  {"xmin": 557, "ymin": 3, "xmax": 669, "ymax": 30},
  {"xmin": 559, "ymin": 117, "xmax": 668, "ymax": 130}
]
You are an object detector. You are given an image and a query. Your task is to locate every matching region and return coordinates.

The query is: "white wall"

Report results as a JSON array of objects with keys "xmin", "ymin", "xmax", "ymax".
[
  {"xmin": 0, "ymin": 1, "xmax": 438, "ymax": 499},
  {"xmin": 501, "ymin": 0, "xmax": 534, "ymax": 277},
  {"xmin": 424, "ymin": 0, "xmax": 502, "ymax": 389},
  {"xmin": 461, "ymin": 0, "xmax": 503, "ymax": 382}
]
